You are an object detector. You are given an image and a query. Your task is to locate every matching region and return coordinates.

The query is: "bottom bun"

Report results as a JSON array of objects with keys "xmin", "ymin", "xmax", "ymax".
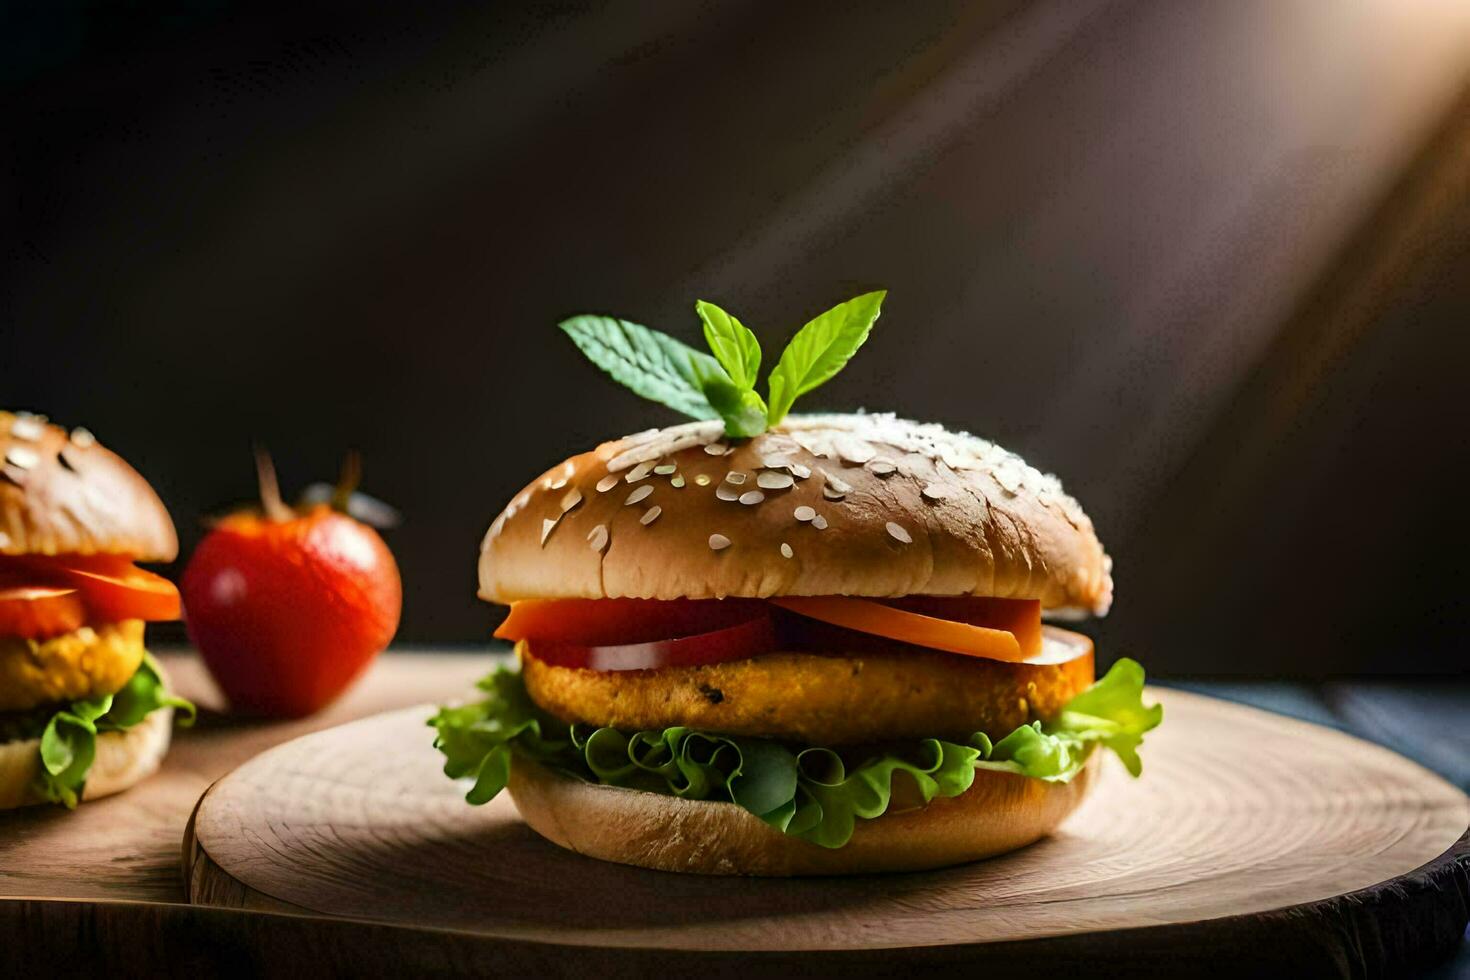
[
  {"xmin": 508, "ymin": 753, "xmax": 1095, "ymax": 876},
  {"xmin": 0, "ymin": 706, "xmax": 173, "ymax": 810}
]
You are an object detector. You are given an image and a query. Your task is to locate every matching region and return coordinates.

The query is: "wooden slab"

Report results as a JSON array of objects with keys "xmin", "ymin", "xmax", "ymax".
[
  {"xmin": 0, "ymin": 651, "xmax": 489, "ymax": 905},
  {"xmin": 184, "ymin": 688, "xmax": 1470, "ymax": 973}
]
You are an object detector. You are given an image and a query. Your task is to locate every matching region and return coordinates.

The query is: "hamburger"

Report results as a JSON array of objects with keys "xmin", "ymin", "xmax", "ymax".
[
  {"xmin": 0, "ymin": 411, "xmax": 192, "ymax": 809},
  {"xmin": 432, "ymin": 292, "xmax": 1161, "ymax": 875}
]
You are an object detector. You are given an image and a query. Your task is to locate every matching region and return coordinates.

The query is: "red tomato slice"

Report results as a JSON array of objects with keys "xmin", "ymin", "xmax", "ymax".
[
  {"xmin": 496, "ymin": 597, "xmax": 770, "ymax": 647},
  {"xmin": 52, "ymin": 558, "xmax": 181, "ymax": 622},
  {"xmin": 0, "ymin": 555, "xmax": 181, "ymax": 624},
  {"xmin": 0, "ymin": 586, "xmax": 86, "ymax": 639},
  {"xmin": 770, "ymin": 596, "xmax": 1033, "ymax": 663},
  {"xmin": 522, "ymin": 614, "xmax": 777, "ymax": 671}
]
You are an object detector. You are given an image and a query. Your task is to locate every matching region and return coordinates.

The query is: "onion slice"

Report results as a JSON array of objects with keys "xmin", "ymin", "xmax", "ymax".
[{"xmin": 524, "ymin": 613, "xmax": 777, "ymax": 672}]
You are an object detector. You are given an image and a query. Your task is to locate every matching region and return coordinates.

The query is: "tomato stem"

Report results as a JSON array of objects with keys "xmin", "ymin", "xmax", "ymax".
[
  {"xmin": 333, "ymin": 450, "xmax": 362, "ymax": 514},
  {"xmin": 254, "ymin": 446, "xmax": 293, "ymax": 522}
]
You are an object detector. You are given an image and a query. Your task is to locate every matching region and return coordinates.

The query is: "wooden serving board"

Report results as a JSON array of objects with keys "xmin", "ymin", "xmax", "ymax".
[{"xmin": 184, "ymin": 688, "xmax": 1470, "ymax": 975}]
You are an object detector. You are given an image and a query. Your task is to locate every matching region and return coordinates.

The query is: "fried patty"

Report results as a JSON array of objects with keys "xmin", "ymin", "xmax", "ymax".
[
  {"xmin": 0, "ymin": 621, "xmax": 146, "ymax": 712},
  {"xmin": 520, "ymin": 637, "xmax": 1095, "ymax": 746}
]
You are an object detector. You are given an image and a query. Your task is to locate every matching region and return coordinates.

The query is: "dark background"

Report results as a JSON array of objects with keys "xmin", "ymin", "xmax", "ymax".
[{"xmin": 4, "ymin": 1, "xmax": 1469, "ymax": 675}]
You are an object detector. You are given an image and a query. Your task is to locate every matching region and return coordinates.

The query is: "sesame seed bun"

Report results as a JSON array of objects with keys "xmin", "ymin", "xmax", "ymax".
[
  {"xmin": 479, "ymin": 414, "xmax": 1111, "ymax": 614},
  {"xmin": 508, "ymin": 750, "xmax": 1097, "ymax": 876},
  {"xmin": 0, "ymin": 411, "xmax": 177, "ymax": 561}
]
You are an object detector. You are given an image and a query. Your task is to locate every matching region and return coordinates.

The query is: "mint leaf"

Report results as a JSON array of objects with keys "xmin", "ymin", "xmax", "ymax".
[
  {"xmin": 695, "ymin": 300, "xmax": 762, "ymax": 389},
  {"xmin": 559, "ymin": 314, "xmax": 722, "ymax": 421},
  {"xmin": 766, "ymin": 291, "xmax": 886, "ymax": 425},
  {"xmin": 697, "ymin": 366, "xmax": 769, "ymax": 439},
  {"xmin": 432, "ymin": 658, "xmax": 1161, "ymax": 849}
]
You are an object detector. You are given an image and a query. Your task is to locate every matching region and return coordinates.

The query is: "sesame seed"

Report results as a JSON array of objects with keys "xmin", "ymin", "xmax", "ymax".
[
  {"xmin": 587, "ymin": 524, "xmax": 609, "ymax": 552},
  {"xmin": 780, "ymin": 542, "xmax": 793, "ymax": 559},
  {"xmin": 549, "ymin": 476, "xmax": 569, "ymax": 490},
  {"xmin": 756, "ymin": 471, "xmax": 793, "ymax": 490},
  {"xmin": 540, "ymin": 518, "xmax": 558, "ymax": 546},
  {"xmin": 625, "ymin": 485, "xmax": 654, "ymax": 505},
  {"xmin": 640, "ymin": 506, "xmax": 662, "ymax": 525},
  {"xmin": 834, "ymin": 435, "xmax": 876, "ymax": 464},
  {"xmin": 886, "ymin": 521, "xmax": 912, "ymax": 544},
  {"xmin": 5, "ymin": 446, "xmax": 39, "ymax": 470},
  {"xmin": 670, "ymin": 474, "xmax": 686, "ymax": 488},
  {"xmin": 739, "ymin": 490, "xmax": 765, "ymax": 505},
  {"xmin": 560, "ymin": 488, "xmax": 584, "ymax": 513},
  {"xmin": 596, "ymin": 474, "xmax": 620, "ymax": 493},
  {"xmin": 715, "ymin": 483, "xmax": 740, "ymax": 502},
  {"xmin": 811, "ymin": 514, "xmax": 828, "ymax": 530},
  {"xmin": 820, "ymin": 470, "xmax": 852, "ymax": 494},
  {"xmin": 705, "ymin": 444, "xmax": 727, "ymax": 456},
  {"xmin": 694, "ymin": 474, "xmax": 712, "ymax": 487},
  {"xmin": 653, "ymin": 463, "xmax": 677, "ymax": 475},
  {"xmin": 69, "ymin": 427, "xmax": 96, "ymax": 448},
  {"xmin": 725, "ymin": 471, "xmax": 748, "ymax": 485},
  {"xmin": 921, "ymin": 483, "xmax": 951, "ymax": 501},
  {"xmin": 794, "ymin": 505, "xmax": 816, "ymax": 522},
  {"xmin": 790, "ymin": 464, "xmax": 812, "ymax": 479},
  {"xmin": 9, "ymin": 417, "xmax": 43, "ymax": 442},
  {"xmin": 822, "ymin": 487, "xmax": 846, "ymax": 501},
  {"xmin": 626, "ymin": 461, "xmax": 655, "ymax": 483},
  {"xmin": 868, "ymin": 460, "xmax": 896, "ymax": 476},
  {"xmin": 709, "ymin": 533, "xmax": 731, "ymax": 551}
]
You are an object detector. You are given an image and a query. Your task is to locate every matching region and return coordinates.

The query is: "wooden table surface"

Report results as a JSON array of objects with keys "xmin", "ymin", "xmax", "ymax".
[
  {"xmin": 0, "ymin": 649, "xmax": 493, "ymax": 905},
  {"xmin": 1, "ymin": 650, "xmax": 1466, "ymax": 976}
]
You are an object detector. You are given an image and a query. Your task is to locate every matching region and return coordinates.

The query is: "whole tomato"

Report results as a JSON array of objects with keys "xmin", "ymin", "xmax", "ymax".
[{"xmin": 182, "ymin": 453, "xmax": 402, "ymax": 717}]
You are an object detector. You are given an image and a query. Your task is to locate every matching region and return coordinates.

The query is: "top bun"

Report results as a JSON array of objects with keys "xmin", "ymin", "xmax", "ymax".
[
  {"xmin": 480, "ymin": 414, "xmax": 1111, "ymax": 615},
  {"xmin": 0, "ymin": 411, "xmax": 178, "ymax": 562}
]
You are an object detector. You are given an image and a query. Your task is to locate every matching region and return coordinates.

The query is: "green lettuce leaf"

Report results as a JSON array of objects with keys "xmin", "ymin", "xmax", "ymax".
[
  {"xmin": 32, "ymin": 651, "xmax": 195, "ymax": 808},
  {"xmin": 430, "ymin": 657, "xmax": 1161, "ymax": 849}
]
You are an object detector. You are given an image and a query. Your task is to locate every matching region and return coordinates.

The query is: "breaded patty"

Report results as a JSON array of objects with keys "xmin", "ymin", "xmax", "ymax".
[
  {"xmin": 520, "ymin": 631, "xmax": 1095, "ymax": 745},
  {"xmin": 0, "ymin": 621, "xmax": 146, "ymax": 711}
]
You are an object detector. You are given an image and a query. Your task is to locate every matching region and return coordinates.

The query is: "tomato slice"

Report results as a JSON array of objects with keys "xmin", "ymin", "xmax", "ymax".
[
  {"xmin": 0, "ymin": 555, "xmax": 181, "ymax": 625},
  {"xmin": 769, "ymin": 596, "xmax": 1034, "ymax": 663},
  {"xmin": 48, "ymin": 557, "xmax": 181, "ymax": 622},
  {"xmin": 496, "ymin": 597, "xmax": 770, "ymax": 647},
  {"xmin": 0, "ymin": 586, "xmax": 86, "ymax": 639},
  {"xmin": 523, "ymin": 613, "xmax": 777, "ymax": 671},
  {"xmin": 882, "ymin": 596, "xmax": 1042, "ymax": 656}
]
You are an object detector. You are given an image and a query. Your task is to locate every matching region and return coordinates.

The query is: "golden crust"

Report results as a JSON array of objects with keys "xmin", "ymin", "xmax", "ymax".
[
  {"xmin": 0, "ymin": 411, "xmax": 177, "ymax": 561},
  {"xmin": 520, "ymin": 628, "xmax": 1095, "ymax": 746},
  {"xmin": 479, "ymin": 414, "xmax": 1111, "ymax": 615},
  {"xmin": 0, "ymin": 621, "xmax": 147, "ymax": 711}
]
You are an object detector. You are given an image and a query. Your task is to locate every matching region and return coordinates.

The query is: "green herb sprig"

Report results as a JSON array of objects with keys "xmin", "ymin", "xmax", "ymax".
[{"xmin": 559, "ymin": 291, "xmax": 886, "ymax": 438}]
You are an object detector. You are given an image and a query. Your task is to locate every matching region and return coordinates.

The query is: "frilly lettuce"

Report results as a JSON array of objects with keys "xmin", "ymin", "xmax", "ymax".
[
  {"xmin": 429, "ymin": 658, "xmax": 1161, "ymax": 849},
  {"xmin": 33, "ymin": 651, "xmax": 196, "ymax": 808}
]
